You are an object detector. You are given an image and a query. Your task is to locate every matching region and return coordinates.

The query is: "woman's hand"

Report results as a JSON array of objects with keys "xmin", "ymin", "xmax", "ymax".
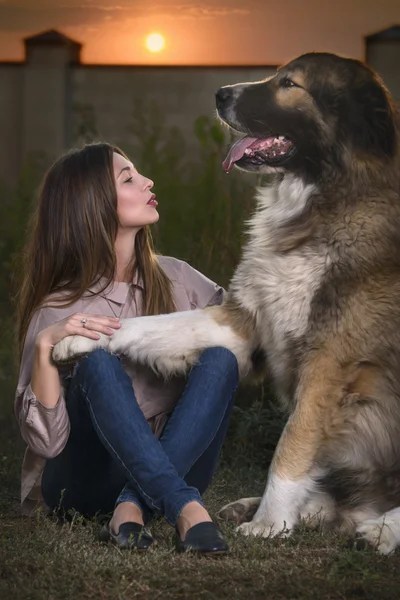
[
  {"xmin": 35, "ymin": 313, "xmax": 121, "ymax": 351},
  {"xmin": 31, "ymin": 313, "xmax": 120, "ymax": 407}
]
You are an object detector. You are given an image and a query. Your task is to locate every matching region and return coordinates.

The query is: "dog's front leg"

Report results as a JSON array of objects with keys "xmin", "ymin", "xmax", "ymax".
[
  {"xmin": 53, "ymin": 305, "xmax": 254, "ymax": 378},
  {"xmin": 238, "ymin": 355, "xmax": 342, "ymax": 539}
]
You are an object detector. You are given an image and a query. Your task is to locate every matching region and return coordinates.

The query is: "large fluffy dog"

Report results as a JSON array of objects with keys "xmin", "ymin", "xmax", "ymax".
[{"xmin": 54, "ymin": 52, "xmax": 400, "ymax": 554}]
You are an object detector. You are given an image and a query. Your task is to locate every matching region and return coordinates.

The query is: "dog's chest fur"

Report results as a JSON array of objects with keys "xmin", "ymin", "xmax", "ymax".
[{"xmin": 230, "ymin": 176, "xmax": 327, "ymax": 390}]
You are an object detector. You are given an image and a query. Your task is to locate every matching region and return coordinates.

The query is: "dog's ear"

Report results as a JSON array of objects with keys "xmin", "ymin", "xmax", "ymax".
[{"xmin": 343, "ymin": 76, "xmax": 396, "ymax": 158}]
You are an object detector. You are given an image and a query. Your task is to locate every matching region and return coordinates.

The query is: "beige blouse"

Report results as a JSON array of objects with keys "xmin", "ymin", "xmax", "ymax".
[{"xmin": 15, "ymin": 256, "xmax": 224, "ymax": 515}]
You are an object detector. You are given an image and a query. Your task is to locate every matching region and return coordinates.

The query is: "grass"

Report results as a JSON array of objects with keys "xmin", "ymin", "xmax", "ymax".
[{"xmin": 1, "ymin": 402, "xmax": 400, "ymax": 600}]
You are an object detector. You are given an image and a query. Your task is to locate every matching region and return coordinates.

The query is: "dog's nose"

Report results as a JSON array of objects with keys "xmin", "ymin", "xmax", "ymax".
[{"xmin": 216, "ymin": 87, "xmax": 233, "ymax": 110}]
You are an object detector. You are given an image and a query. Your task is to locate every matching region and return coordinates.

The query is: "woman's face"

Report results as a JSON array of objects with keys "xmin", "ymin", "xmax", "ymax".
[{"xmin": 113, "ymin": 152, "xmax": 159, "ymax": 230}]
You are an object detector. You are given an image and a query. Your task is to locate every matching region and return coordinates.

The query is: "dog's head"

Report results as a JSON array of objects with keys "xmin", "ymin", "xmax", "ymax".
[{"xmin": 216, "ymin": 52, "xmax": 397, "ymax": 181}]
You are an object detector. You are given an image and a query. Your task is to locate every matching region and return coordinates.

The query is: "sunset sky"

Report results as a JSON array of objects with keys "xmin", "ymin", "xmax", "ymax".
[{"xmin": 0, "ymin": 0, "xmax": 399, "ymax": 66}]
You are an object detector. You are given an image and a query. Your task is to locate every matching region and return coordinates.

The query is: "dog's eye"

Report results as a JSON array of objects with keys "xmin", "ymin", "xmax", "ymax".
[{"xmin": 281, "ymin": 77, "xmax": 297, "ymax": 88}]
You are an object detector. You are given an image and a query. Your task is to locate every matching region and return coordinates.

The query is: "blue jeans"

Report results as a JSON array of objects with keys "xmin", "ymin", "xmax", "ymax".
[{"xmin": 41, "ymin": 347, "xmax": 238, "ymax": 525}]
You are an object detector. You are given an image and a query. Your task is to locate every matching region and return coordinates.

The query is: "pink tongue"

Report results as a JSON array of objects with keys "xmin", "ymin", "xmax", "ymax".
[{"xmin": 222, "ymin": 136, "xmax": 259, "ymax": 173}]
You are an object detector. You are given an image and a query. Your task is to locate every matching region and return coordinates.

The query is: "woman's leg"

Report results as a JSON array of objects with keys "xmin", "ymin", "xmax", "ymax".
[
  {"xmin": 42, "ymin": 349, "xmax": 202, "ymax": 526},
  {"xmin": 41, "ymin": 365, "xmax": 151, "ymax": 522},
  {"xmin": 161, "ymin": 346, "xmax": 238, "ymax": 489},
  {"xmin": 117, "ymin": 347, "xmax": 238, "ymax": 515}
]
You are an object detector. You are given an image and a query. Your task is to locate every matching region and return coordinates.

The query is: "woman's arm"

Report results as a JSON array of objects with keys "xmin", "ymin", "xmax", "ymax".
[
  {"xmin": 31, "ymin": 336, "xmax": 62, "ymax": 409},
  {"xmin": 14, "ymin": 309, "xmax": 70, "ymax": 459},
  {"xmin": 15, "ymin": 309, "xmax": 121, "ymax": 458}
]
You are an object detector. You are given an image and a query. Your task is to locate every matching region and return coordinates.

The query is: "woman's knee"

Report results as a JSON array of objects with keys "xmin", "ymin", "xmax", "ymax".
[
  {"xmin": 73, "ymin": 349, "xmax": 122, "ymax": 381},
  {"xmin": 199, "ymin": 347, "xmax": 239, "ymax": 380}
]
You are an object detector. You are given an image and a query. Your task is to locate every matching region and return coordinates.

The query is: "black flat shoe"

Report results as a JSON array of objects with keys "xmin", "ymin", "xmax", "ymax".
[
  {"xmin": 174, "ymin": 522, "xmax": 230, "ymax": 555},
  {"xmin": 99, "ymin": 521, "xmax": 153, "ymax": 551}
]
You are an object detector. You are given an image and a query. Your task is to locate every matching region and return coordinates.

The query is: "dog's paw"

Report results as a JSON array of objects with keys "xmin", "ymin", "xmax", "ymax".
[
  {"xmin": 52, "ymin": 334, "xmax": 109, "ymax": 363},
  {"xmin": 236, "ymin": 518, "xmax": 292, "ymax": 539},
  {"xmin": 109, "ymin": 328, "xmax": 198, "ymax": 376},
  {"xmin": 217, "ymin": 497, "xmax": 261, "ymax": 525},
  {"xmin": 147, "ymin": 353, "xmax": 199, "ymax": 378},
  {"xmin": 356, "ymin": 517, "xmax": 399, "ymax": 555}
]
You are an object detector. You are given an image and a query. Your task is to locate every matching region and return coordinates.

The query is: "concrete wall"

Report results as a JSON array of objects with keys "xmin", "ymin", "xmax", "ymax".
[
  {"xmin": 0, "ymin": 58, "xmax": 275, "ymax": 185},
  {"xmin": 366, "ymin": 40, "xmax": 400, "ymax": 102},
  {"xmin": 0, "ymin": 64, "xmax": 23, "ymax": 185},
  {"xmin": 0, "ymin": 32, "xmax": 399, "ymax": 187},
  {"xmin": 71, "ymin": 65, "xmax": 275, "ymax": 150},
  {"xmin": 21, "ymin": 46, "xmax": 72, "ymax": 166},
  {"xmin": 0, "ymin": 46, "xmax": 74, "ymax": 185}
]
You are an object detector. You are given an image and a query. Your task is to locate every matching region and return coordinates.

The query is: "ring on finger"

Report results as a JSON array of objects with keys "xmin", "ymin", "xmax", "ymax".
[{"xmin": 81, "ymin": 318, "xmax": 87, "ymax": 328}]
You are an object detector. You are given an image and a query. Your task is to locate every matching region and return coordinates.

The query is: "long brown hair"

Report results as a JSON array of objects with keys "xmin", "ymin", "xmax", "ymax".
[{"xmin": 15, "ymin": 142, "xmax": 175, "ymax": 359}]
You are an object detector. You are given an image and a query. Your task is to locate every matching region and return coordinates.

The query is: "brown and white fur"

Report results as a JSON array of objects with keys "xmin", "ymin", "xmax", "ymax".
[{"xmin": 53, "ymin": 52, "xmax": 400, "ymax": 554}]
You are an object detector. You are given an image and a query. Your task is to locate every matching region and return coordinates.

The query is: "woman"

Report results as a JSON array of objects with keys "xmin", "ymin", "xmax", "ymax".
[{"xmin": 14, "ymin": 142, "xmax": 238, "ymax": 555}]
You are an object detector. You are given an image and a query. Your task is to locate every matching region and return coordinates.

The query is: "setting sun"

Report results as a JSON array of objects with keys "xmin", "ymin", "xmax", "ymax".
[{"xmin": 145, "ymin": 33, "xmax": 165, "ymax": 53}]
